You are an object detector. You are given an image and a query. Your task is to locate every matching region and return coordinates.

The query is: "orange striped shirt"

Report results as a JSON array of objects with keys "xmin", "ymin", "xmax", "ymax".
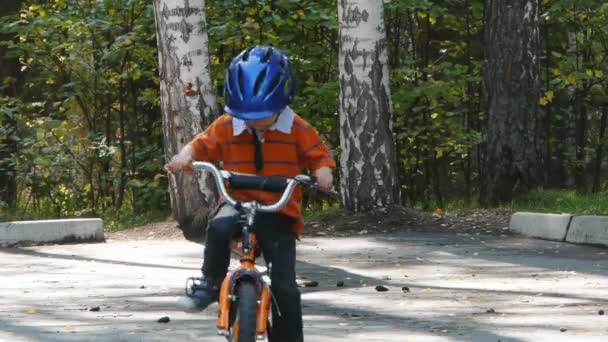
[{"xmin": 189, "ymin": 111, "xmax": 336, "ymax": 235}]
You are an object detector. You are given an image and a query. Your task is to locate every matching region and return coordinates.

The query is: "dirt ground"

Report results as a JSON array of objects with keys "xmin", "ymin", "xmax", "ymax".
[{"xmin": 107, "ymin": 206, "xmax": 515, "ymax": 241}]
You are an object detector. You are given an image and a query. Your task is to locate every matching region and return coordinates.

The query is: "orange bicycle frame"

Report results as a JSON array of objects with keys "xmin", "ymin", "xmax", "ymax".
[{"xmin": 216, "ymin": 232, "xmax": 271, "ymax": 337}]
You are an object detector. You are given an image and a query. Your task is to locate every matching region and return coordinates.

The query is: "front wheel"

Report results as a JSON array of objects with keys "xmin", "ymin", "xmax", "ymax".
[{"xmin": 229, "ymin": 282, "xmax": 258, "ymax": 342}]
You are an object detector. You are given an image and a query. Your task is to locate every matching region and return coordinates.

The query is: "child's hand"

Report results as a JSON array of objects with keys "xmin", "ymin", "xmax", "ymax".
[
  {"xmin": 165, "ymin": 145, "xmax": 195, "ymax": 173},
  {"xmin": 313, "ymin": 167, "xmax": 334, "ymax": 192}
]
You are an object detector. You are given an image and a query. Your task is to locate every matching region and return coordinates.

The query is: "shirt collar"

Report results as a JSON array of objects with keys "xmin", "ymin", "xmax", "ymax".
[{"xmin": 232, "ymin": 106, "xmax": 295, "ymax": 136}]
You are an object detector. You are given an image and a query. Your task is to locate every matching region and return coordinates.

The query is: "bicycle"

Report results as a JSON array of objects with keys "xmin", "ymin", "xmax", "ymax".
[{"xmin": 190, "ymin": 161, "xmax": 317, "ymax": 342}]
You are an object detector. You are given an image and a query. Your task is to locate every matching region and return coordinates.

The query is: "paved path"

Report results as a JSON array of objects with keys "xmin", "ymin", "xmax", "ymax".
[{"xmin": 1, "ymin": 233, "xmax": 607, "ymax": 341}]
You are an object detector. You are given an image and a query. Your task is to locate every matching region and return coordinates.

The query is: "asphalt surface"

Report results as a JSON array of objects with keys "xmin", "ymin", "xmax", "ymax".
[{"xmin": 1, "ymin": 232, "xmax": 607, "ymax": 341}]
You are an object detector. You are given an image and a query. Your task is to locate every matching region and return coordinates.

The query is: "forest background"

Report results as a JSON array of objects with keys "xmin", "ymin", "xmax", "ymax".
[{"xmin": 1, "ymin": 0, "xmax": 607, "ymax": 229}]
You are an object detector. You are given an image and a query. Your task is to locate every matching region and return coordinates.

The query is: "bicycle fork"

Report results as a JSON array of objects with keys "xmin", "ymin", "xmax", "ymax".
[
  {"xmin": 216, "ymin": 232, "xmax": 272, "ymax": 339},
  {"xmin": 216, "ymin": 273, "xmax": 272, "ymax": 338}
]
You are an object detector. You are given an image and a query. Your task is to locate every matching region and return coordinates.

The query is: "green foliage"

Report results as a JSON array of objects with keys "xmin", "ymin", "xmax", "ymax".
[
  {"xmin": 206, "ymin": 0, "xmax": 339, "ymax": 139},
  {"xmin": 388, "ymin": 0, "xmax": 608, "ymax": 206},
  {"xmin": 303, "ymin": 201, "xmax": 342, "ymax": 222},
  {"xmin": 104, "ymin": 209, "xmax": 170, "ymax": 232},
  {"xmin": 1, "ymin": 0, "xmax": 168, "ymax": 222},
  {"xmin": 2, "ymin": 0, "xmax": 608, "ymax": 224},
  {"xmin": 386, "ymin": 0, "xmax": 485, "ymax": 208},
  {"xmin": 513, "ymin": 189, "xmax": 608, "ymax": 216},
  {"xmin": 538, "ymin": 0, "xmax": 608, "ymax": 192}
]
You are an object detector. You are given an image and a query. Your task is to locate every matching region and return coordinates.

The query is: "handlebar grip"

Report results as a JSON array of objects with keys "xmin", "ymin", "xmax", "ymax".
[{"xmin": 229, "ymin": 174, "xmax": 290, "ymax": 193}]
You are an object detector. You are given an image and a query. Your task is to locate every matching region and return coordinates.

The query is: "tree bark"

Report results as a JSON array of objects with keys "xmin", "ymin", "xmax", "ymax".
[
  {"xmin": 116, "ymin": 77, "xmax": 128, "ymax": 212},
  {"xmin": 153, "ymin": 0, "xmax": 219, "ymax": 239},
  {"xmin": 575, "ymin": 24, "xmax": 593, "ymax": 193},
  {"xmin": 559, "ymin": 31, "xmax": 579, "ymax": 188},
  {"xmin": 337, "ymin": 0, "xmax": 400, "ymax": 211},
  {"xmin": 592, "ymin": 106, "xmax": 607, "ymax": 193},
  {"xmin": 480, "ymin": 0, "xmax": 543, "ymax": 206}
]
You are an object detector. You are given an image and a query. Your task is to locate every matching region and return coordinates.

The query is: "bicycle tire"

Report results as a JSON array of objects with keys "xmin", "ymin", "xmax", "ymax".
[{"xmin": 229, "ymin": 282, "xmax": 258, "ymax": 342}]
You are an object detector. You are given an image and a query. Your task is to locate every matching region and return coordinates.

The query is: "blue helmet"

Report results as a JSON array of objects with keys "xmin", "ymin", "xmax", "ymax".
[{"xmin": 224, "ymin": 46, "xmax": 295, "ymax": 121}]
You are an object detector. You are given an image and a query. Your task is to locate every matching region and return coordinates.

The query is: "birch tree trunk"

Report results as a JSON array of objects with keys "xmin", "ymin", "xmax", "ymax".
[
  {"xmin": 153, "ymin": 0, "xmax": 219, "ymax": 239},
  {"xmin": 480, "ymin": 0, "xmax": 543, "ymax": 206},
  {"xmin": 338, "ymin": 0, "xmax": 400, "ymax": 211}
]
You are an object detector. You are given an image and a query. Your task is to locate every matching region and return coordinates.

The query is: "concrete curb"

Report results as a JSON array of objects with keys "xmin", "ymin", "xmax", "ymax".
[
  {"xmin": 510, "ymin": 212, "xmax": 608, "ymax": 248},
  {"xmin": 0, "ymin": 219, "xmax": 104, "ymax": 247},
  {"xmin": 509, "ymin": 212, "xmax": 572, "ymax": 241},
  {"xmin": 566, "ymin": 216, "xmax": 608, "ymax": 247}
]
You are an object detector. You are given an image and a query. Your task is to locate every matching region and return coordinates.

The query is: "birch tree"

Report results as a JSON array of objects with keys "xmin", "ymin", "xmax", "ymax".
[
  {"xmin": 153, "ymin": 0, "xmax": 218, "ymax": 239},
  {"xmin": 337, "ymin": 0, "xmax": 400, "ymax": 211},
  {"xmin": 480, "ymin": 0, "xmax": 542, "ymax": 205}
]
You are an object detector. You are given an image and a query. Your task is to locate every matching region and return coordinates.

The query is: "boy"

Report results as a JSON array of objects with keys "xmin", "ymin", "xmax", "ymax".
[{"xmin": 165, "ymin": 45, "xmax": 335, "ymax": 342}]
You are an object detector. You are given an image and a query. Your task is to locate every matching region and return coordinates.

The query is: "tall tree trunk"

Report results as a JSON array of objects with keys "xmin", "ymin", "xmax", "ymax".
[
  {"xmin": 480, "ymin": 0, "xmax": 543, "ymax": 206},
  {"xmin": 417, "ymin": 14, "xmax": 433, "ymax": 208},
  {"xmin": 563, "ymin": 31, "xmax": 578, "ymax": 188},
  {"xmin": 337, "ymin": 0, "xmax": 400, "ymax": 211},
  {"xmin": 541, "ymin": 4, "xmax": 552, "ymax": 186},
  {"xmin": 575, "ymin": 23, "xmax": 593, "ymax": 193},
  {"xmin": 0, "ymin": 0, "xmax": 22, "ymax": 209},
  {"xmin": 574, "ymin": 87, "xmax": 588, "ymax": 192},
  {"xmin": 153, "ymin": 0, "xmax": 219, "ymax": 239},
  {"xmin": 463, "ymin": 0, "xmax": 473, "ymax": 201},
  {"xmin": 592, "ymin": 106, "xmax": 607, "ymax": 193},
  {"xmin": 116, "ymin": 78, "xmax": 128, "ymax": 212}
]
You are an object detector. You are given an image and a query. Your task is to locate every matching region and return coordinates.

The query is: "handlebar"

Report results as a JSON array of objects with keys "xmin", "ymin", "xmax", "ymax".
[{"xmin": 192, "ymin": 161, "xmax": 314, "ymax": 213}]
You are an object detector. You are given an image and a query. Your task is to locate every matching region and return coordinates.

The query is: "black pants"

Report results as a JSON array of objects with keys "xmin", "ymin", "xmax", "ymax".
[{"xmin": 202, "ymin": 205, "xmax": 303, "ymax": 342}]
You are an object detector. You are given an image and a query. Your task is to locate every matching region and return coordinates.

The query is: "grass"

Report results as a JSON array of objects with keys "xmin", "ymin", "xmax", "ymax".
[
  {"xmin": 5, "ymin": 190, "xmax": 606, "ymax": 232},
  {"xmin": 427, "ymin": 197, "xmax": 481, "ymax": 212},
  {"xmin": 302, "ymin": 190, "xmax": 608, "ymax": 218},
  {"xmin": 103, "ymin": 210, "xmax": 171, "ymax": 232},
  {"xmin": 106, "ymin": 190, "xmax": 607, "ymax": 227},
  {"xmin": 303, "ymin": 202, "xmax": 343, "ymax": 221},
  {"xmin": 0, "ymin": 205, "xmax": 170, "ymax": 232},
  {"xmin": 512, "ymin": 189, "xmax": 608, "ymax": 216}
]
